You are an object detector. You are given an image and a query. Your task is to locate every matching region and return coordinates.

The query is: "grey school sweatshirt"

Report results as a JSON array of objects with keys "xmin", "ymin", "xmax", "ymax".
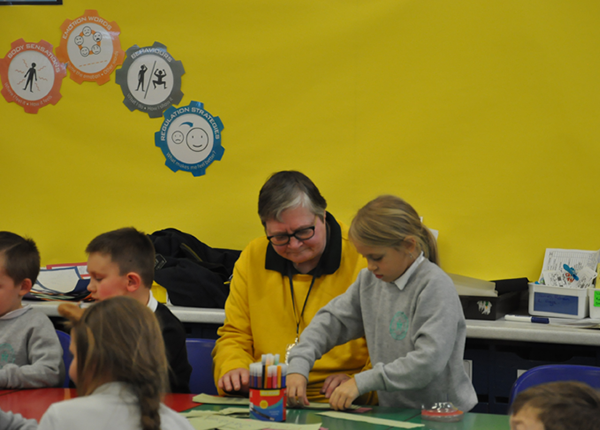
[
  {"xmin": 287, "ymin": 259, "xmax": 478, "ymax": 411},
  {"xmin": 0, "ymin": 306, "xmax": 64, "ymax": 388},
  {"xmin": 0, "ymin": 410, "xmax": 38, "ymax": 430}
]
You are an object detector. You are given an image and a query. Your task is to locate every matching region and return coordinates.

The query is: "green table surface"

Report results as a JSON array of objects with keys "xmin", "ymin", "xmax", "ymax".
[
  {"xmin": 188, "ymin": 404, "xmax": 509, "ymax": 430},
  {"xmin": 408, "ymin": 412, "xmax": 509, "ymax": 430}
]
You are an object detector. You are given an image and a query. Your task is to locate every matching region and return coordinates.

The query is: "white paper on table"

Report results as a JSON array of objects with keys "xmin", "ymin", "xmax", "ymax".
[
  {"xmin": 318, "ymin": 411, "xmax": 424, "ymax": 428},
  {"xmin": 187, "ymin": 415, "xmax": 321, "ymax": 430},
  {"xmin": 34, "ymin": 266, "xmax": 86, "ymax": 293},
  {"xmin": 182, "ymin": 407, "xmax": 249, "ymax": 418},
  {"xmin": 192, "ymin": 393, "xmax": 355, "ymax": 410},
  {"xmin": 193, "ymin": 394, "xmax": 250, "ymax": 405},
  {"xmin": 548, "ymin": 318, "xmax": 600, "ymax": 329},
  {"xmin": 448, "ymin": 273, "xmax": 498, "ymax": 297}
]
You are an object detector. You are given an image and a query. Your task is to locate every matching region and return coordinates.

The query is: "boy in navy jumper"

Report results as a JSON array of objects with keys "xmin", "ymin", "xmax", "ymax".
[{"xmin": 85, "ymin": 227, "xmax": 192, "ymax": 393}]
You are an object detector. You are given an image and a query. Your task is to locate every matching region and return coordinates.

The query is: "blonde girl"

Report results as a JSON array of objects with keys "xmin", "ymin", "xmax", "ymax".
[
  {"xmin": 287, "ymin": 195, "xmax": 477, "ymax": 411},
  {"xmin": 36, "ymin": 296, "xmax": 194, "ymax": 430}
]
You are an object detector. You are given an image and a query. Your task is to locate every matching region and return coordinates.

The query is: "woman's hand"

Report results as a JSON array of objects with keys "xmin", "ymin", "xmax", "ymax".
[
  {"xmin": 320, "ymin": 373, "xmax": 351, "ymax": 398},
  {"xmin": 328, "ymin": 378, "xmax": 359, "ymax": 411},
  {"xmin": 217, "ymin": 368, "xmax": 250, "ymax": 394},
  {"xmin": 286, "ymin": 374, "xmax": 310, "ymax": 408}
]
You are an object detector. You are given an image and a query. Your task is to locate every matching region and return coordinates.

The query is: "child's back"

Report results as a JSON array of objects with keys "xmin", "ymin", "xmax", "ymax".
[
  {"xmin": 39, "ymin": 382, "xmax": 190, "ymax": 430},
  {"xmin": 36, "ymin": 296, "xmax": 194, "ymax": 430}
]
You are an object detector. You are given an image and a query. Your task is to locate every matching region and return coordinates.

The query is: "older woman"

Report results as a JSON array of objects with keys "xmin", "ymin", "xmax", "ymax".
[{"xmin": 213, "ymin": 171, "xmax": 374, "ymax": 403}]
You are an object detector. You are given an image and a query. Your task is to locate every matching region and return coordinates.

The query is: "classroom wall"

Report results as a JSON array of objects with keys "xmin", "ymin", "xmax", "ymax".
[{"xmin": 1, "ymin": 0, "xmax": 599, "ymax": 281}]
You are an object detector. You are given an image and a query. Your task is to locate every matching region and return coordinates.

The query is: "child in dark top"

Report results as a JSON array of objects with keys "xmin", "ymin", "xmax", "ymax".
[
  {"xmin": 0, "ymin": 232, "xmax": 64, "ymax": 389},
  {"xmin": 85, "ymin": 227, "xmax": 192, "ymax": 393}
]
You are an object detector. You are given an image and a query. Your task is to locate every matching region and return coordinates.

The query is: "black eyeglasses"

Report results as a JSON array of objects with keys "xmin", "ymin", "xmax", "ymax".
[{"xmin": 267, "ymin": 226, "xmax": 316, "ymax": 246}]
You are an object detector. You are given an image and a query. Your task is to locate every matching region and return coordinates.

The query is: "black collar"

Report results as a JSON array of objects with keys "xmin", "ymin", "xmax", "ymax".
[{"xmin": 265, "ymin": 211, "xmax": 342, "ymax": 277}]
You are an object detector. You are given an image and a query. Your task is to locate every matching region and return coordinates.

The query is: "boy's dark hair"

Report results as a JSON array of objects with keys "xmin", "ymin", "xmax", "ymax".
[
  {"xmin": 510, "ymin": 381, "xmax": 600, "ymax": 430},
  {"xmin": 0, "ymin": 231, "xmax": 40, "ymax": 285},
  {"xmin": 86, "ymin": 227, "xmax": 155, "ymax": 288}
]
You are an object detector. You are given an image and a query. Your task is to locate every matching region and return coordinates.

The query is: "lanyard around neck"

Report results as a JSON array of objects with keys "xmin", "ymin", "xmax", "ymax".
[{"xmin": 288, "ymin": 269, "xmax": 317, "ymax": 339}]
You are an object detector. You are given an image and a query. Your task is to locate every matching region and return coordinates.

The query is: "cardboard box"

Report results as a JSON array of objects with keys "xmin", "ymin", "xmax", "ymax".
[{"xmin": 528, "ymin": 283, "xmax": 589, "ymax": 319}]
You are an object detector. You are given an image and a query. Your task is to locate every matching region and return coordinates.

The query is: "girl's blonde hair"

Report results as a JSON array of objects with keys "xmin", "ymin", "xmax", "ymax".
[
  {"xmin": 349, "ymin": 195, "xmax": 439, "ymax": 265},
  {"xmin": 60, "ymin": 296, "xmax": 168, "ymax": 430}
]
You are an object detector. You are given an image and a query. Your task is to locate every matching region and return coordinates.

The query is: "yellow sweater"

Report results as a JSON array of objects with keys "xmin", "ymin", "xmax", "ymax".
[{"xmin": 213, "ymin": 213, "xmax": 370, "ymax": 402}]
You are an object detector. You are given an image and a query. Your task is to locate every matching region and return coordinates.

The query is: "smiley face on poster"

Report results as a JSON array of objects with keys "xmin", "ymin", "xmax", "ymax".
[{"xmin": 155, "ymin": 101, "xmax": 225, "ymax": 177}]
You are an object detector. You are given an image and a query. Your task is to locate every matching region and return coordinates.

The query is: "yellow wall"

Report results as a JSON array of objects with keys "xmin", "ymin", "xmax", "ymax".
[{"xmin": 1, "ymin": 1, "xmax": 599, "ymax": 281}]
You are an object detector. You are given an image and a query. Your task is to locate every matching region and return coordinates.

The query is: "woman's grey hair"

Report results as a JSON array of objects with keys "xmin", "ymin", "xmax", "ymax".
[{"xmin": 258, "ymin": 171, "xmax": 327, "ymax": 225}]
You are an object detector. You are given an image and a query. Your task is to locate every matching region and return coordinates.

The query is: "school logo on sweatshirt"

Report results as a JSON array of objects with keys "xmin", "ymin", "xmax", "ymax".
[
  {"xmin": 389, "ymin": 311, "xmax": 409, "ymax": 340},
  {"xmin": 0, "ymin": 343, "xmax": 15, "ymax": 367}
]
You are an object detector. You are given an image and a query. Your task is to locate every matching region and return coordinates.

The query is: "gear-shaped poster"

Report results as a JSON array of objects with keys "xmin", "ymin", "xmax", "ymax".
[
  {"xmin": 155, "ymin": 101, "xmax": 225, "ymax": 177},
  {"xmin": 55, "ymin": 10, "xmax": 124, "ymax": 85},
  {"xmin": 0, "ymin": 39, "xmax": 67, "ymax": 114},
  {"xmin": 115, "ymin": 42, "xmax": 184, "ymax": 118}
]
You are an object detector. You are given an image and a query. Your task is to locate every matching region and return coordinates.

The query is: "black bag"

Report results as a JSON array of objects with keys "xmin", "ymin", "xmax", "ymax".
[{"xmin": 148, "ymin": 228, "xmax": 241, "ymax": 308}]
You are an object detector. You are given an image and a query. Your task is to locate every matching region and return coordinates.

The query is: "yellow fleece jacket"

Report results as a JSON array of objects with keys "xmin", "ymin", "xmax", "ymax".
[{"xmin": 213, "ymin": 214, "xmax": 370, "ymax": 402}]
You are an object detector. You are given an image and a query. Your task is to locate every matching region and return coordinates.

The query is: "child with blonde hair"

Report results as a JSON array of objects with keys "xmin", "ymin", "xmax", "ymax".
[
  {"xmin": 33, "ymin": 296, "xmax": 194, "ymax": 430},
  {"xmin": 287, "ymin": 195, "xmax": 477, "ymax": 411}
]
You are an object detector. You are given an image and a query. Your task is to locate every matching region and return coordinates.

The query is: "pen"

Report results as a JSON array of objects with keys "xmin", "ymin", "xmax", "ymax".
[{"xmin": 505, "ymin": 314, "xmax": 549, "ymax": 324}]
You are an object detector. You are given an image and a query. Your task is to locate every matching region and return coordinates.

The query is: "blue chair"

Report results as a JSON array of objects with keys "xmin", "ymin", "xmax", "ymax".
[
  {"xmin": 509, "ymin": 364, "xmax": 600, "ymax": 406},
  {"xmin": 55, "ymin": 330, "xmax": 72, "ymax": 388},
  {"xmin": 186, "ymin": 338, "xmax": 218, "ymax": 395}
]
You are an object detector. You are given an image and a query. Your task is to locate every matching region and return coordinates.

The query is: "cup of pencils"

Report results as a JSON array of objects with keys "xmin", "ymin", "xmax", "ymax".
[{"xmin": 249, "ymin": 354, "xmax": 287, "ymax": 422}]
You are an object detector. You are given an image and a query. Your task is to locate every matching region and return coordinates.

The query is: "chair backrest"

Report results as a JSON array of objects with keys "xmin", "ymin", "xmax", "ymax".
[
  {"xmin": 55, "ymin": 330, "xmax": 72, "ymax": 388},
  {"xmin": 509, "ymin": 364, "xmax": 600, "ymax": 406},
  {"xmin": 185, "ymin": 338, "xmax": 218, "ymax": 395}
]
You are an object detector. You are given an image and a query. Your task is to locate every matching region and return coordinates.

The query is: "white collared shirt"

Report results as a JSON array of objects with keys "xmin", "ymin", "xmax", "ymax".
[
  {"xmin": 147, "ymin": 290, "xmax": 158, "ymax": 312},
  {"xmin": 392, "ymin": 252, "xmax": 425, "ymax": 291},
  {"xmin": 0, "ymin": 305, "xmax": 32, "ymax": 320}
]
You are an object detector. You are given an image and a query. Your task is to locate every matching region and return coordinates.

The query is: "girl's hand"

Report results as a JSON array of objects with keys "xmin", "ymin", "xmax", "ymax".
[
  {"xmin": 321, "ymin": 373, "xmax": 351, "ymax": 398},
  {"xmin": 328, "ymin": 378, "xmax": 359, "ymax": 411},
  {"xmin": 286, "ymin": 374, "xmax": 310, "ymax": 408}
]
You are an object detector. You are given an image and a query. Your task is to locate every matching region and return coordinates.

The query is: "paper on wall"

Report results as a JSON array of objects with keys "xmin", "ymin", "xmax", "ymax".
[{"xmin": 539, "ymin": 248, "xmax": 600, "ymax": 288}]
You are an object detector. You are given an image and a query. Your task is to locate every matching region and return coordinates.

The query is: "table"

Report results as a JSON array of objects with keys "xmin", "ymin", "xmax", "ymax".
[
  {"xmin": 25, "ymin": 300, "xmax": 600, "ymax": 347},
  {"xmin": 0, "ymin": 388, "xmax": 197, "ymax": 422},
  {"xmin": 407, "ymin": 412, "xmax": 509, "ymax": 430},
  {"xmin": 0, "ymin": 389, "xmax": 508, "ymax": 429},
  {"xmin": 28, "ymin": 300, "xmax": 600, "ymax": 413},
  {"xmin": 190, "ymin": 404, "xmax": 510, "ymax": 430}
]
